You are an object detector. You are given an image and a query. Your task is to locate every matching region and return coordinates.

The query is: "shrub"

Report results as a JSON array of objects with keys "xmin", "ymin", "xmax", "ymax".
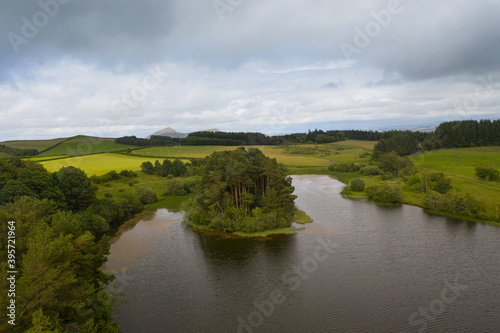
[
  {"xmin": 350, "ymin": 179, "xmax": 365, "ymax": 192},
  {"xmin": 135, "ymin": 187, "xmax": 158, "ymax": 204},
  {"xmin": 330, "ymin": 162, "xmax": 361, "ymax": 172},
  {"xmin": 119, "ymin": 170, "xmax": 137, "ymax": 178},
  {"xmin": 475, "ymin": 166, "xmax": 499, "ymax": 181},
  {"xmin": 164, "ymin": 179, "xmax": 187, "ymax": 196},
  {"xmin": 430, "ymin": 172, "xmax": 452, "ymax": 194},
  {"xmin": 423, "ymin": 190, "xmax": 483, "ymax": 217},
  {"xmin": 362, "ymin": 165, "xmax": 381, "ymax": 176},
  {"xmin": 359, "ymin": 152, "xmax": 371, "ymax": 158},
  {"xmin": 367, "ymin": 183, "xmax": 402, "ymax": 203},
  {"xmin": 365, "ymin": 185, "xmax": 379, "ymax": 198}
]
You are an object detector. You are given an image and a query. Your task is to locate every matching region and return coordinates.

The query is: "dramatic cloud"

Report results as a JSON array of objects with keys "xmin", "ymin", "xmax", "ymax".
[{"xmin": 1, "ymin": 0, "xmax": 499, "ymax": 140}]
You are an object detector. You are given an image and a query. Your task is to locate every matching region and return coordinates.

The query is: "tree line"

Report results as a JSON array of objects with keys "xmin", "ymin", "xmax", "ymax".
[
  {"xmin": 426, "ymin": 119, "xmax": 500, "ymax": 149},
  {"xmin": 182, "ymin": 129, "xmax": 383, "ymax": 146},
  {"xmin": 115, "ymin": 135, "xmax": 181, "ymax": 147}
]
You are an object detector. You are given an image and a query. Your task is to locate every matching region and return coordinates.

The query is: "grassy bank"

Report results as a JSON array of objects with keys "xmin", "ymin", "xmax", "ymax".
[
  {"xmin": 184, "ymin": 209, "xmax": 313, "ymax": 239},
  {"xmin": 319, "ymin": 145, "xmax": 500, "ymax": 226}
]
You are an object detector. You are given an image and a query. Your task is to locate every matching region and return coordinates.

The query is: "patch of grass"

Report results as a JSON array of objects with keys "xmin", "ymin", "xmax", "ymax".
[
  {"xmin": 37, "ymin": 136, "xmax": 138, "ymax": 157},
  {"xmin": 41, "ymin": 153, "xmax": 186, "ymax": 176},
  {"xmin": 412, "ymin": 146, "xmax": 500, "ymax": 178},
  {"xmin": 0, "ymin": 137, "xmax": 69, "ymax": 151},
  {"xmin": 412, "ymin": 147, "xmax": 500, "ymax": 219},
  {"xmin": 233, "ymin": 228, "xmax": 296, "ymax": 238},
  {"xmin": 184, "ymin": 220, "xmax": 295, "ymax": 239},
  {"xmin": 0, "ymin": 152, "xmax": 10, "ymax": 158},
  {"xmin": 94, "ymin": 172, "xmax": 169, "ymax": 198},
  {"xmin": 330, "ymin": 140, "xmax": 377, "ymax": 150},
  {"xmin": 145, "ymin": 195, "xmax": 191, "ymax": 211},
  {"xmin": 293, "ymin": 209, "xmax": 314, "ymax": 224}
]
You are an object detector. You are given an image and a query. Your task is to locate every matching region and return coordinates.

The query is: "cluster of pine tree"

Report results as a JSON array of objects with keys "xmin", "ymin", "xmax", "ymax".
[
  {"xmin": 185, "ymin": 148, "xmax": 297, "ymax": 233},
  {"xmin": 373, "ymin": 130, "xmax": 428, "ymax": 157},
  {"xmin": 115, "ymin": 135, "xmax": 180, "ymax": 147},
  {"xmin": 140, "ymin": 158, "xmax": 188, "ymax": 177},
  {"xmin": 427, "ymin": 119, "xmax": 500, "ymax": 149},
  {"xmin": 182, "ymin": 131, "xmax": 271, "ymax": 146}
]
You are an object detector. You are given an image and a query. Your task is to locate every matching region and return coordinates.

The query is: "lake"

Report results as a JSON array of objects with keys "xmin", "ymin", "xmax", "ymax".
[{"xmin": 102, "ymin": 175, "xmax": 500, "ymax": 332}]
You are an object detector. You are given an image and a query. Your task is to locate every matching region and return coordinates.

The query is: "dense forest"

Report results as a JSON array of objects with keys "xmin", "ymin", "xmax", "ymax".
[
  {"xmin": 181, "ymin": 129, "xmax": 382, "ymax": 146},
  {"xmin": 0, "ymin": 158, "xmax": 155, "ymax": 332},
  {"xmin": 426, "ymin": 119, "xmax": 500, "ymax": 149},
  {"xmin": 115, "ymin": 135, "xmax": 181, "ymax": 146},
  {"xmin": 185, "ymin": 148, "xmax": 297, "ymax": 233}
]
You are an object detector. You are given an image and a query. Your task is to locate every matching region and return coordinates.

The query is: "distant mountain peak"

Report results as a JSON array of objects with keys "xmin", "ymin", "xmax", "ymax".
[
  {"xmin": 201, "ymin": 128, "xmax": 220, "ymax": 132},
  {"xmin": 149, "ymin": 127, "xmax": 187, "ymax": 139},
  {"xmin": 148, "ymin": 127, "xmax": 221, "ymax": 139},
  {"xmin": 159, "ymin": 127, "xmax": 180, "ymax": 133}
]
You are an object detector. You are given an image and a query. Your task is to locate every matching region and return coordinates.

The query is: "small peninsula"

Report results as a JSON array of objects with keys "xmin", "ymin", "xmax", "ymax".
[{"xmin": 185, "ymin": 147, "xmax": 299, "ymax": 234}]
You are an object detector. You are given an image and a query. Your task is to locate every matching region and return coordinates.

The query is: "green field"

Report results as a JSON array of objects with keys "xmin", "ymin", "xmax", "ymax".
[
  {"xmin": 132, "ymin": 145, "xmax": 332, "ymax": 167},
  {"xmin": 325, "ymin": 145, "xmax": 500, "ymax": 223},
  {"xmin": 41, "ymin": 153, "xmax": 185, "ymax": 176},
  {"xmin": 412, "ymin": 146, "xmax": 500, "ymax": 218},
  {"xmin": 0, "ymin": 152, "xmax": 10, "ymax": 158},
  {"xmin": 0, "ymin": 137, "xmax": 69, "ymax": 151},
  {"xmin": 412, "ymin": 146, "xmax": 500, "ymax": 178},
  {"xmin": 37, "ymin": 136, "xmax": 138, "ymax": 157}
]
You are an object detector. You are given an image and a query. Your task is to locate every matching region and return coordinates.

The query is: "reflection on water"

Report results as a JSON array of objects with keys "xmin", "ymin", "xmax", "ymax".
[{"xmin": 104, "ymin": 175, "xmax": 500, "ymax": 333}]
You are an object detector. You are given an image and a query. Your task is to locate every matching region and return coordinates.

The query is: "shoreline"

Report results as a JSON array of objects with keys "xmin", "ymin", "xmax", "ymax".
[{"xmin": 326, "ymin": 174, "xmax": 500, "ymax": 228}]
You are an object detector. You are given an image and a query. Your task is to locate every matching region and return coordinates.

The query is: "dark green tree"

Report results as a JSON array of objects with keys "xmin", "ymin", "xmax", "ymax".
[{"xmin": 54, "ymin": 166, "xmax": 97, "ymax": 212}]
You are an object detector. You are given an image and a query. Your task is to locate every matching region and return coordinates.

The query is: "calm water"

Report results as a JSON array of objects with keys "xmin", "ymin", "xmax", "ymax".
[{"xmin": 103, "ymin": 175, "xmax": 500, "ymax": 333}]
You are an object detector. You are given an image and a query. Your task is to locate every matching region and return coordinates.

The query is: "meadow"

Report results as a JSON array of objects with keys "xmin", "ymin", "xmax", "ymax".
[
  {"xmin": 412, "ymin": 146, "xmax": 500, "ymax": 178},
  {"xmin": 131, "ymin": 145, "xmax": 333, "ymax": 167},
  {"xmin": 412, "ymin": 146, "xmax": 500, "ymax": 219},
  {"xmin": 37, "ymin": 136, "xmax": 137, "ymax": 157},
  {"xmin": 41, "ymin": 153, "xmax": 186, "ymax": 176}
]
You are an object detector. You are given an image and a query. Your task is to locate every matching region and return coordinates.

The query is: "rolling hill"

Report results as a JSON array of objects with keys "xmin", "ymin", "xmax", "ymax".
[{"xmin": 36, "ymin": 136, "xmax": 138, "ymax": 157}]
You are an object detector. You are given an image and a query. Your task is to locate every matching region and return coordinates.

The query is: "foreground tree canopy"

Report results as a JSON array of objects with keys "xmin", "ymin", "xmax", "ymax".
[{"xmin": 185, "ymin": 148, "xmax": 297, "ymax": 233}]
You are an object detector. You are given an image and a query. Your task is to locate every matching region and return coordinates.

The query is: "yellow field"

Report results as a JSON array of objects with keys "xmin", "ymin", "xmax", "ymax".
[{"xmin": 41, "ymin": 153, "xmax": 186, "ymax": 176}]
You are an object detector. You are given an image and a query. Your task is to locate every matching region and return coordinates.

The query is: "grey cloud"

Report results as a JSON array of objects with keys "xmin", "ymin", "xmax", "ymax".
[{"xmin": 1, "ymin": 0, "xmax": 499, "ymax": 140}]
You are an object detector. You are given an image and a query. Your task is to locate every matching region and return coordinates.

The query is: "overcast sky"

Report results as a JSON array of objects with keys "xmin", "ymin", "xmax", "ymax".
[{"xmin": 1, "ymin": 0, "xmax": 499, "ymax": 141}]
